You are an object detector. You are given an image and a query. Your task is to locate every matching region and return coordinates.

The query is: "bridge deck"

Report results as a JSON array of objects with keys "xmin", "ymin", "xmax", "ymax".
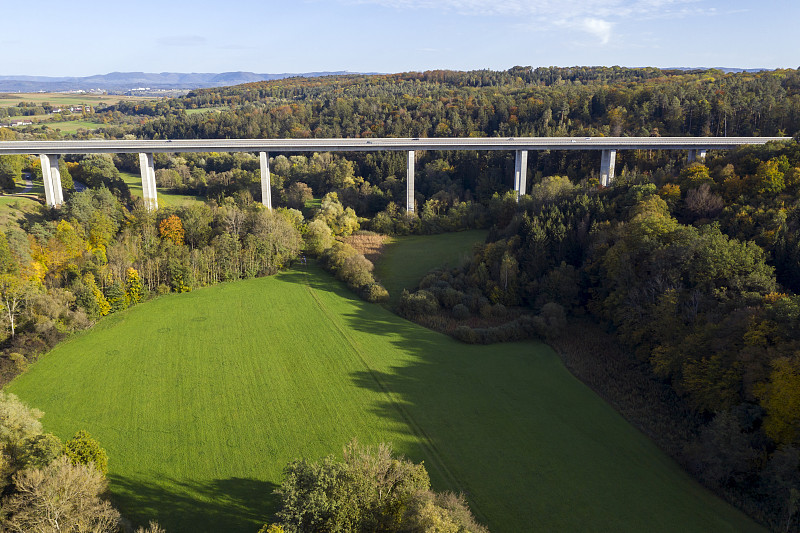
[{"xmin": 0, "ymin": 136, "xmax": 791, "ymax": 155}]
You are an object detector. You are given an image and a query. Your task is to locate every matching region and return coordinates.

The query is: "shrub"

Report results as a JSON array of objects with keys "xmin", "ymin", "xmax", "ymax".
[
  {"xmin": 63, "ymin": 430, "xmax": 108, "ymax": 475},
  {"xmin": 491, "ymin": 303, "xmax": 507, "ymax": 318},
  {"xmin": 340, "ymin": 254, "xmax": 374, "ymax": 290},
  {"xmin": 8, "ymin": 352, "xmax": 27, "ymax": 373},
  {"xmin": 362, "ymin": 283, "xmax": 389, "ymax": 303},
  {"xmin": 440, "ymin": 288, "xmax": 464, "ymax": 309},
  {"xmin": 452, "ymin": 303, "xmax": 470, "ymax": 320},
  {"xmin": 453, "ymin": 325, "xmax": 478, "ymax": 344},
  {"xmin": 534, "ymin": 302, "xmax": 567, "ymax": 339},
  {"xmin": 399, "ymin": 290, "xmax": 440, "ymax": 319}
]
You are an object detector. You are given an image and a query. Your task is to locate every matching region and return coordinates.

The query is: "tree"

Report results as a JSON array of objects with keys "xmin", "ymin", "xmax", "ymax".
[
  {"xmin": 63, "ymin": 430, "xmax": 109, "ymax": 475},
  {"xmin": 75, "ymin": 273, "xmax": 110, "ymax": 320},
  {"xmin": 159, "ymin": 215, "xmax": 185, "ymax": 246},
  {"xmin": 316, "ymin": 192, "xmax": 360, "ymax": 237},
  {"xmin": 303, "ymin": 219, "xmax": 334, "ymax": 256},
  {"xmin": 0, "ymin": 392, "xmax": 44, "ymax": 477},
  {"xmin": 275, "ymin": 440, "xmax": 485, "ymax": 533},
  {"xmin": 0, "ymin": 273, "xmax": 33, "ymax": 338},
  {"xmin": 1, "ymin": 456, "xmax": 120, "ymax": 533},
  {"xmin": 0, "ymin": 155, "xmax": 23, "ymax": 190},
  {"xmin": 285, "ymin": 182, "xmax": 313, "ymax": 210},
  {"xmin": 16, "ymin": 434, "xmax": 63, "ymax": 471},
  {"xmin": 125, "ymin": 268, "xmax": 145, "ymax": 305},
  {"xmin": 759, "ymin": 357, "xmax": 800, "ymax": 445},
  {"xmin": 754, "ymin": 159, "xmax": 785, "ymax": 195}
]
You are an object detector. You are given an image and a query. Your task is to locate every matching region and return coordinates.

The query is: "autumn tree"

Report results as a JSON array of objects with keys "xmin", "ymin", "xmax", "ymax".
[
  {"xmin": 159, "ymin": 214, "xmax": 185, "ymax": 246},
  {"xmin": 125, "ymin": 268, "xmax": 145, "ymax": 304}
]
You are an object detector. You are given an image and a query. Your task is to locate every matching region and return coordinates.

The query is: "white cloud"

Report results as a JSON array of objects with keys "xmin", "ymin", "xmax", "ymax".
[
  {"xmin": 345, "ymin": 0, "xmax": 708, "ymax": 44},
  {"xmin": 579, "ymin": 18, "xmax": 613, "ymax": 45}
]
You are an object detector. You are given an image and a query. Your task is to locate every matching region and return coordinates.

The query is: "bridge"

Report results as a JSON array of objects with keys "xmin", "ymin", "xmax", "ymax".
[{"xmin": 0, "ymin": 136, "xmax": 790, "ymax": 211}]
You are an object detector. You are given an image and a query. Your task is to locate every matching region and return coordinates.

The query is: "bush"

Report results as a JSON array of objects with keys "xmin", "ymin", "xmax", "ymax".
[
  {"xmin": 362, "ymin": 283, "xmax": 389, "ymax": 303},
  {"xmin": 340, "ymin": 254, "xmax": 374, "ymax": 290},
  {"xmin": 63, "ymin": 430, "xmax": 108, "ymax": 475},
  {"xmin": 399, "ymin": 290, "xmax": 440, "ymax": 319},
  {"xmin": 440, "ymin": 288, "xmax": 464, "ymax": 309},
  {"xmin": 534, "ymin": 302, "xmax": 567, "ymax": 339},
  {"xmin": 452, "ymin": 303, "xmax": 470, "ymax": 320},
  {"xmin": 453, "ymin": 325, "xmax": 478, "ymax": 343},
  {"xmin": 491, "ymin": 303, "xmax": 507, "ymax": 318}
]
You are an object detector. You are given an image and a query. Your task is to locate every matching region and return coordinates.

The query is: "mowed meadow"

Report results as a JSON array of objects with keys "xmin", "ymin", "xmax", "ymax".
[{"xmin": 6, "ymin": 264, "xmax": 762, "ymax": 532}]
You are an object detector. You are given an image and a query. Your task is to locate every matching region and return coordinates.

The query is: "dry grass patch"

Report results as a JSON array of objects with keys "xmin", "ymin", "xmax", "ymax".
[{"xmin": 344, "ymin": 231, "xmax": 389, "ymax": 264}]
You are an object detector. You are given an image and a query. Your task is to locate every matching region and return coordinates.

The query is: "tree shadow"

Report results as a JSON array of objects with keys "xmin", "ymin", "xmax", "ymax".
[
  {"xmin": 279, "ymin": 269, "xmax": 762, "ymax": 533},
  {"xmin": 109, "ymin": 474, "xmax": 279, "ymax": 533}
]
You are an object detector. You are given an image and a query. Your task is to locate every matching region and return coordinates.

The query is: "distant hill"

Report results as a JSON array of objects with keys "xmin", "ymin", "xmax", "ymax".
[
  {"xmin": 0, "ymin": 71, "xmax": 361, "ymax": 93},
  {"xmin": 668, "ymin": 67, "xmax": 773, "ymax": 73}
]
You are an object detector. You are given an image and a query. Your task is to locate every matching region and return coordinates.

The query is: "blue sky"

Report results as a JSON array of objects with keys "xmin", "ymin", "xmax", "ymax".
[{"xmin": 2, "ymin": 0, "xmax": 798, "ymax": 76}]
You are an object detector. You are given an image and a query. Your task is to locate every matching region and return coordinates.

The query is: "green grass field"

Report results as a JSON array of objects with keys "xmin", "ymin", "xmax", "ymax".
[
  {"xmin": 184, "ymin": 106, "xmax": 230, "ymax": 116},
  {"xmin": 46, "ymin": 120, "xmax": 106, "ymax": 133},
  {"xmin": 5, "ymin": 264, "xmax": 762, "ymax": 533},
  {"xmin": 119, "ymin": 171, "xmax": 205, "ymax": 207},
  {"xmin": 374, "ymin": 230, "xmax": 487, "ymax": 306},
  {"xmin": 0, "ymin": 92, "xmax": 154, "ymax": 108}
]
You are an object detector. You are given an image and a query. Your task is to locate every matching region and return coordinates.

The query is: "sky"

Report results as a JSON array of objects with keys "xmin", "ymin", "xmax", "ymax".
[{"xmin": 2, "ymin": 0, "xmax": 798, "ymax": 76}]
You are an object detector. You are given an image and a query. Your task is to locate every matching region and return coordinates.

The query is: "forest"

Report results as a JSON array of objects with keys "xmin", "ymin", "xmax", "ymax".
[{"xmin": 1, "ymin": 66, "xmax": 800, "ymax": 531}]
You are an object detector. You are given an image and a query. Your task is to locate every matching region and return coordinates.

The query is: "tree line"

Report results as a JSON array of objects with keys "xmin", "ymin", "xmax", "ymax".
[{"xmin": 396, "ymin": 140, "xmax": 800, "ymax": 531}]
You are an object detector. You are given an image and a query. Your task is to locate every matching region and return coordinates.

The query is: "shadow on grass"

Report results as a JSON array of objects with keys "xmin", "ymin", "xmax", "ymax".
[
  {"xmin": 273, "ymin": 266, "xmax": 763, "ymax": 533},
  {"xmin": 109, "ymin": 474, "xmax": 279, "ymax": 533}
]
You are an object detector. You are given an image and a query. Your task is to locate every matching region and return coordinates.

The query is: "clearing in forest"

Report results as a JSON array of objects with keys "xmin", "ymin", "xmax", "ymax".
[{"xmin": 373, "ymin": 229, "xmax": 488, "ymax": 307}]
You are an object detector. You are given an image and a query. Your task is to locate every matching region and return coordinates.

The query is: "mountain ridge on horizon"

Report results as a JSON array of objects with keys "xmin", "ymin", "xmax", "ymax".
[{"xmin": 0, "ymin": 71, "xmax": 367, "ymax": 93}]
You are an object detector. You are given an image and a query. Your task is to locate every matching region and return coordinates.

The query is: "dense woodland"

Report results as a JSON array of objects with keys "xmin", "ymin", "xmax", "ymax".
[{"xmin": 1, "ymin": 66, "xmax": 800, "ymax": 531}]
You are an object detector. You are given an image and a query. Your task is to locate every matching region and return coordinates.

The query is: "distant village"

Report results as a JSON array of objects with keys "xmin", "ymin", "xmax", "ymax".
[{"xmin": 0, "ymin": 105, "xmax": 93, "ymax": 128}]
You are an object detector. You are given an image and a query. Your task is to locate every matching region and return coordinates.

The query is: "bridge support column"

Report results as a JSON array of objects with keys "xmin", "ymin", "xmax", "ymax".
[
  {"xmin": 259, "ymin": 152, "xmax": 272, "ymax": 209},
  {"xmin": 600, "ymin": 149, "xmax": 617, "ymax": 187},
  {"xmin": 39, "ymin": 154, "xmax": 63, "ymax": 207},
  {"xmin": 138, "ymin": 153, "xmax": 158, "ymax": 211},
  {"xmin": 406, "ymin": 150, "xmax": 415, "ymax": 213},
  {"xmin": 688, "ymin": 149, "xmax": 708, "ymax": 163},
  {"xmin": 514, "ymin": 150, "xmax": 528, "ymax": 200}
]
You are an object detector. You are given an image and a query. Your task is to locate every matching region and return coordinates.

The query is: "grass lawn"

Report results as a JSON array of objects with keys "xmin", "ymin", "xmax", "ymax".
[
  {"xmin": 119, "ymin": 171, "xmax": 205, "ymax": 207},
  {"xmin": 373, "ymin": 230, "xmax": 487, "ymax": 306},
  {"xmin": 6, "ymin": 265, "xmax": 763, "ymax": 533}
]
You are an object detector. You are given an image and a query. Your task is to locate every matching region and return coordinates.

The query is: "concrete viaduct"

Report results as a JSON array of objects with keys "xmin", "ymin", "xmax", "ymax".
[{"xmin": 0, "ymin": 136, "xmax": 790, "ymax": 212}]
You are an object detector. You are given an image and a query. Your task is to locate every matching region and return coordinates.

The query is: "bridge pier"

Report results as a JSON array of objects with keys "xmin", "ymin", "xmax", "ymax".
[
  {"xmin": 688, "ymin": 149, "xmax": 707, "ymax": 162},
  {"xmin": 600, "ymin": 149, "xmax": 617, "ymax": 186},
  {"xmin": 138, "ymin": 153, "xmax": 158, "ymax": 211},
  {"xmin": 259, "ymin": 152, "xmax": 272, "ymax": 209},
  {"xmin": 407, "ymin": 150, "xmax": 415, "ymax": 213},
  {"xmin": 514, "ymin": 150, "xmax": 528, "ymax": 199},
  {"xmin": 39, "ymin": 154, "xmax": 63, "ymax": 207}
]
